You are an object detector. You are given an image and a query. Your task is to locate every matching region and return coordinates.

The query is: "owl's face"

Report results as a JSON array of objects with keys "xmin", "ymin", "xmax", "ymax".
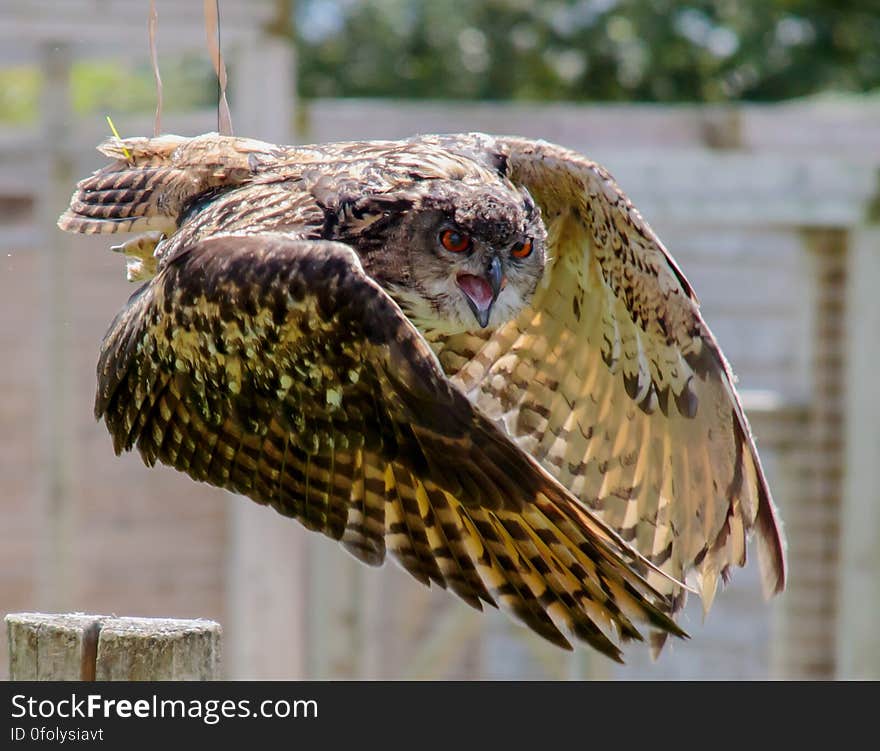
[{"xmin": 357, "ymin": 179, "xmax": 547, "ymax": 337}]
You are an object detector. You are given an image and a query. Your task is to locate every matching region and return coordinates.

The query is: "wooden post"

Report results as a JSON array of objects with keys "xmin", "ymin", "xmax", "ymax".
[
  {"xmin": 224, "ymin": 22, "xmax": 305, "ymax": 680},
  {"xmin": 36, "ymin": 41, "xmax": 75, "ymax": 614},
  {"xmin": 6, "ymin": 613, "xmax": 222, "ymax": 680},
  {"xmin": 836, "ymin": 225, "xmax": 880, "ymax": 679},
  {"xmin": 764, "ymin": 230, "xmax": 848, "ymax": 679}
]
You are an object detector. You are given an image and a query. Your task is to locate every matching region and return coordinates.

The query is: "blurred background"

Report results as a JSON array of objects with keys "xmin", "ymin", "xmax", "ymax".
[{"xmin": 1, "ymin": 0, "xmax": 878, "ymax": 680}]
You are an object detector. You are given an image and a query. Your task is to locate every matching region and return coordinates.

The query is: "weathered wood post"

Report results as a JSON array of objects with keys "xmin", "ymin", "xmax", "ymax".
[
  {"xmin": 836, "ymin": 223, "xmax": 880, "ymax": 680},
  {"xmin": 37, "ymin": 40, "xmax": 75, "ymax": 615},
  {"xmin": 224, "ymin": 8, "xmax": 308, "ymax": 680},
  {"xmin": 6, "ymin": 613, "xmax": 222, "ymax": 680}
]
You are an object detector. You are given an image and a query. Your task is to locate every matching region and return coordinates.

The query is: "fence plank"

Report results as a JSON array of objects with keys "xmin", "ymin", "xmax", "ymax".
[
  {"xmin": 223, "ymin": 31, "xmax": 307, "ymax": 681},
  {"xmin": 836, "ymin": 225, "xmax": 880, "ymax": 679}
]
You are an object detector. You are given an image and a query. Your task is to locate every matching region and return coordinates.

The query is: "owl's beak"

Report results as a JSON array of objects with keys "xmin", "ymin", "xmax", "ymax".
[{"xmin": 456, "ymin": 257, "xmax": 505, "ymax": 329}]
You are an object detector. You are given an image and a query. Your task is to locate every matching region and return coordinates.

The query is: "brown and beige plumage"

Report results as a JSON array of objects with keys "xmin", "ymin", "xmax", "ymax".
[{"xmin": 58, "ymin": 131, "xmax": 785, "ymax": 661}]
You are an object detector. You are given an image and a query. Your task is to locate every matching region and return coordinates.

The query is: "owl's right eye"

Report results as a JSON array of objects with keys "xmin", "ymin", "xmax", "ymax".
[
  {"xmin": 511, "ymin": 238, "xmax": 533, "ymax": 259},
  {"xmin": 440, "ymin": 229, "xmax": 472, "ymax": 253}
]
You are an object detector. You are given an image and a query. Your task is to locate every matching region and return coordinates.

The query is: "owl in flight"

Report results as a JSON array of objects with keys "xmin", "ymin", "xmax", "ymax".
[{"xmin": 59, "ymin": 132, "xmax": 786, "ymax": 661}]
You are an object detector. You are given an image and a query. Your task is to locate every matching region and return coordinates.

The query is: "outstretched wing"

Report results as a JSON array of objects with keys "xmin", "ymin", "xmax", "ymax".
[
  {"xmin": 442, "ymin": 136, "xmax": 786, "ymax": 635},
  {"xmin": 57, "ymin": 133, "xmax": 279, "ymax": 236},
  {"xmin": 96, "ymin": 232, "xmax": 685, "ymax": 660}
]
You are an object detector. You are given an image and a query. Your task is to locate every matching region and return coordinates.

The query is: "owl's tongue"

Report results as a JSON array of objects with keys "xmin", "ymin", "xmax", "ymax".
[{"xmin": 456, "ymin": 273, "xmax": 494, "ymax": 311}]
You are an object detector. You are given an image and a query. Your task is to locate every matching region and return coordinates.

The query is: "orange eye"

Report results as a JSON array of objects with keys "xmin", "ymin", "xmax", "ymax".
[
  {"xmin": 511, "ymin": 238, "xmax": 533, "ymax": 259},
  {"xmin": 440, "ymin": 229, "xmax": 471, "ymax": 253}
]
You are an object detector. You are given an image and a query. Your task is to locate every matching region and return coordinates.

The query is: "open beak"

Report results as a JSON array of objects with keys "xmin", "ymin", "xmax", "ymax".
[{"xmin": 456, "ymin": 256, "xmax": 505, "ymax": 329}]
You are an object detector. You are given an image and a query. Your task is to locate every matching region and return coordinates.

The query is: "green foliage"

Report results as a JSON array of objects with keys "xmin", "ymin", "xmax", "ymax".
[
  {"xmin": 1, "ymin": 0, "xmax": 874, "ymax": 124},
  {"xmin": 0, "ymin": 56, "xmax": 216, "ymax": 125},
  {"xmin": 70, "ymin": 57, "xmax": 216, "ymax": 116},
  {"xmin": 0, "ymin": 67, "xmax": 40, "ymax": 124},
  {"xmin": 296, "ymin": 0, "xmax": 880, "ymax": 102}
]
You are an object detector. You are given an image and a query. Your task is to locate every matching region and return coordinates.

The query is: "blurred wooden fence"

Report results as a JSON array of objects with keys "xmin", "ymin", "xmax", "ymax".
[{"xmin": 1, "ymin": 0, "xmax": 879, "ymax": 680}]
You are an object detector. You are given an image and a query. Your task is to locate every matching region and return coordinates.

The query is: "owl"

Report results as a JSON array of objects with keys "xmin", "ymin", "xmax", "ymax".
[{"xmin": 58, "ymin": 132, "xmax": 786, "ymax": 661}]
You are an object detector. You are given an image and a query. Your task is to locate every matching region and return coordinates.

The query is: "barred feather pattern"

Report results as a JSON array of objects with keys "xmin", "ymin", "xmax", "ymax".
[
  {"xmin": 443, "ymin": 136, "xmax": 786, "ymax": 649},
  {"xmin": 91, "ymin": 232, "xmax": 684, "ymax": 661},
  {"xmin": 58, "ymin": 131, "xmax": 787, "ymax": 661}
]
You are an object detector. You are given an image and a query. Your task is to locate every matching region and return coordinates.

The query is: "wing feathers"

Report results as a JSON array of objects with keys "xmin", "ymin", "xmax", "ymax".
[
  {"xmin": 63, "ymin": 131, "xmax": 787, "ymax": 662},
  {"xmin": 57, "ymin": 133, "xmax": 281, "ymax": 236},
  {"xmin": 90, "ymin": 231, "xmax": 681, "ymax": 657},
  {"xmin": 441, "ymin": 135, "xmax": 786, "ymax": 645}
]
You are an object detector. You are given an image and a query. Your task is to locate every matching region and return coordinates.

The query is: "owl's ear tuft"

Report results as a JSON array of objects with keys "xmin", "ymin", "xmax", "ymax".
[
  {"xmin": 351, "ymin": 193, "xmax": 418, "ymax": 219},
  {"xmin": 485, "ymin": 148, "xmax": 510, "ymax": 178},
  {"xmin": 311, "ymin": 168, "xmax": 418, "ymax": 222},
  {"xmin": 309, "ymin": 171, "xmax": 358, "ymax": 212},
  {"xmin": 318, "ymin": 188, "xmax": 419, "ymax": 241}
]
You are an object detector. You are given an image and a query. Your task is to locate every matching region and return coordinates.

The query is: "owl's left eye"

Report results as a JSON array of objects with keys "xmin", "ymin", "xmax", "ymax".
[
  {"xmin": 511, "ymin": 238, "xmax": 533, "ymax": 259},
  {"xmin": 440, "ymin": 229, "xmax": 472, "ymax": 253}
]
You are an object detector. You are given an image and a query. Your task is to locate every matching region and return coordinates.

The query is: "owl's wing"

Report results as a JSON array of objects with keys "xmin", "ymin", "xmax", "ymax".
[
  {"xmin": 446, "ymin": 136, "xmax": 786, "ymax": 633},
  {"xmin": 97, "ymin": 231, "xmax": 685, "ymax": 659},
  {"xmin": 57, "ymin": 133, "xmax": 285, "ymax": 236}
]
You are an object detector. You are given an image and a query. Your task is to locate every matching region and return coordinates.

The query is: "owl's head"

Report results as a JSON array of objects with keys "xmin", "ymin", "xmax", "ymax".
[{"xmin": 348, "ymin": 177, "xmax": 547, "ymax": 337}]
